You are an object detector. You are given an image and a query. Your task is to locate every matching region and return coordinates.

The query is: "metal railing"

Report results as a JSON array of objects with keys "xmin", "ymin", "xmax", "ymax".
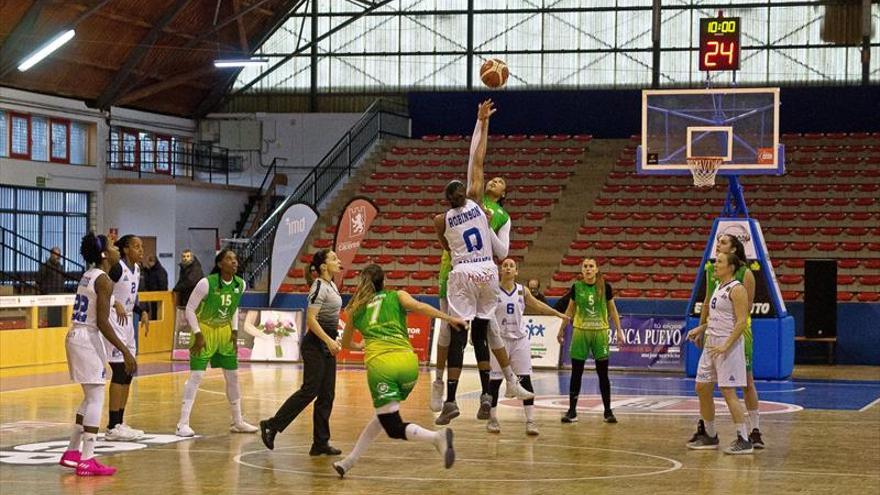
[
  {"xmin": 234, "ymin": 98, "xmax": 410, "ymax": 286},
  {"xmin": 105, "ymin": 139, "xmax": 234, "ymax": 185},
  {"xmin": 0, "ymin": 227, "xmax": 84, "ymax": 293}
]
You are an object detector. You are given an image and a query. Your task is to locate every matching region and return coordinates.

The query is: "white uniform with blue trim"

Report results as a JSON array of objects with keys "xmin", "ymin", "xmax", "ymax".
[
  {"xmin": 696, "ymin": 279, "xmax": 746, "ymax": 387},
  {"xmin": 66, "ymin": 268, "xmax": 109, "ymax": 384},
  {"xmin": 106, "ymin": 260, "xmax": 140, "ymax": 363},
  {"xmin": 444, "ymin": 199, "xmax": 499, "ymax": 321},
  {"xmin": 490, "ymin": 283, "xmax": 532, "ymax": 378}
]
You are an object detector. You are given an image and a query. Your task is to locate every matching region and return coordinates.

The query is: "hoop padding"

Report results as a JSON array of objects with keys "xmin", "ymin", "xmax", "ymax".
[{"xmin": 687, "ymin": 156, "xmax": 723, "ymax": 188}]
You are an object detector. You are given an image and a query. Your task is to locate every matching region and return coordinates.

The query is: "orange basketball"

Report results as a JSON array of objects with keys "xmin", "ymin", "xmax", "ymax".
[{"xmin": 480, "ymin": 58, "xmax": 509, "ymax": 88}]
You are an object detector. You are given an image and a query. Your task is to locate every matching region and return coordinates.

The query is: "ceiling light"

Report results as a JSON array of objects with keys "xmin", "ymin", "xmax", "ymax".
[
  {"xmin": 18, "ymin": 29, "xmax": 76, "ymax": 72},
  {"xmin": 214, "ymin": 57, "xmax": 269, "ymax": 68}
]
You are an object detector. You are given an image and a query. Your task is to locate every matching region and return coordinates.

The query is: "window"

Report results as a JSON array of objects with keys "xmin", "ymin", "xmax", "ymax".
[
  {"xmin": 31, "ymin": 117, "xmax": 48, "ymax": 161},
  {"xmin": 10, "ymin": 113, "xmax": 29, "ymax": 158},
  {"xmin": 0, "ymin": 186, "xmax": 89, "ymax": 274},
  {"xmin": 50, "ymin": 119, "xmax": 69, "ymax": 163},
  {"xmin": 139, "ymin": 132, "xmax": 154, "ymax": 172},
  {"xmin": 70, "ymin": 122, "xmax": 87, "ymax": 165},
  {"xmin": 156, "ymin": 135, "xmax": 171, "ymax": 174},
  {"xmin": 109, "ymin": 129, "xmax": 120, "ymax": 167},
  {"xmin": 122, "ymin": 130, "xmax": 138, "ymax": 169},
  {"xmin": 0, "ymin": 111, "xmax": 7, "ymax": 157}
]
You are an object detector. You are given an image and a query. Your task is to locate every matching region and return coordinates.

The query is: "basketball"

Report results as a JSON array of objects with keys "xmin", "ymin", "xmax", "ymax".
[{"xmin": 480, "ymin": 58, "xmax": 509, "ymax": 88}]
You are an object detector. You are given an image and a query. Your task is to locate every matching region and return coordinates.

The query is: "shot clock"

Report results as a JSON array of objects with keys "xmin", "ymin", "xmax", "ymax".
[{"xmin": 699, "ymin": 16, "xmax": 741, "ymax": 71}]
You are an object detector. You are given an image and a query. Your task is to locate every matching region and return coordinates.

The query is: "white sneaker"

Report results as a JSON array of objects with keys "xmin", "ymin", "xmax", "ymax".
[
  {"xmin": 525, "ymin": 421, "xmax": 540, "ymax": 436},
  {"xmin": 432, "ymin": 427, "xmax": 455, "ymax": 469},
  {"xmin": 332, "ymin": 459, "xmax": 352, "ymax": 478},
  {"xmin": 104, "ymin": 425, "xmax": 141, "ymax": 441},
  {"xmin": 430, "ymin": 379, "xmax": 445, "ymax": 413},
  {"xmin": 175, "ymin": 423, "xmax": 195, "ymax": 437},
  {"xmin": 486, "ymin": 418, "xmax": 501, "ymax": 434},
  {"xmin": 230, "ymin": 421, "xmax": 258, "ymax": 433},
  {"xmin": 118, "ymin": 423, "xmax": 144, "ymax": 439},
  {"xmin": 505, "ymin": 378, "xmax": 535, "ymax": 400}
]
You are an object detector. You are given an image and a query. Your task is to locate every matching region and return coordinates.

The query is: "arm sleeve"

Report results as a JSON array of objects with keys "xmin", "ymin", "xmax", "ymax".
[
  {"xmin": 487, "ymin": 221, "xmax": 509, "ymax": 259},
  {"xmin": 495, "ymin": 219, "xmax": 511, "ymax": 258},
  {"xmin": 231, "ymin": 280, "xmax": 246, "ymax": 331},
  {"xmin": 605, "ymin": 282, "xmax": 614, "ymax": 301},
  {"xmin": 185, "ymin": 278, "xmax": 210, "ymax": 333}
]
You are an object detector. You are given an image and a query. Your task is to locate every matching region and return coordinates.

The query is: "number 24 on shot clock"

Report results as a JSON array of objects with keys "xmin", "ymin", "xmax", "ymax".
[{"xmin": 699, "ymin": 16, "xmax": 741, "ymax": 71}]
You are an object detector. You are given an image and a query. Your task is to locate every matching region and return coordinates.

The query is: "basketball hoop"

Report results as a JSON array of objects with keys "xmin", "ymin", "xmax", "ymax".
[{"xmin": 687, "ymin": 156, "xmax": 723, "ymax": 188}]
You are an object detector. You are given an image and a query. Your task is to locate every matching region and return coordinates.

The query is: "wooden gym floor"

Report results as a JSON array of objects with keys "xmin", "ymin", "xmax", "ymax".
[{"xmin": 1, "ymin": 354, "xmax": 878, "ymax": 495}]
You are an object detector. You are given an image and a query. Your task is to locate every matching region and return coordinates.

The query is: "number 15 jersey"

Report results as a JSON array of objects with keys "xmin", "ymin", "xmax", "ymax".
[{"xmin": 444, "ymin": 199, "xmax": 495, "ymax": 270}]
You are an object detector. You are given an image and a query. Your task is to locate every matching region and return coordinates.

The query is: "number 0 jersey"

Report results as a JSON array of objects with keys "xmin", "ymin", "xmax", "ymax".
[{"xmin": 444, "ymin": 199, "xmax": 495, "ymax": 269}]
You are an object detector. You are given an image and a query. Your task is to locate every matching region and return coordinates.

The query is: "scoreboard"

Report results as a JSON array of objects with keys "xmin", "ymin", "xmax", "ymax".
[{"xmin": 699, "ymin": 17, "xmax": 741, "ymax": 71}]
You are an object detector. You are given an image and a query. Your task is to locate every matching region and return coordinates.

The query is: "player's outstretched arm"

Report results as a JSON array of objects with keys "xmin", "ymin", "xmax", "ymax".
[
  {"xmin": 397, "ymin": 290, "xmax": 467, "ymax": 331},
  {"xmin": 466, "ymin": 99, "xmax": 496, "ymax": 202},
  {"xmin": 524, "ymin": 288, "xmax": 570, "ymax": 324}
]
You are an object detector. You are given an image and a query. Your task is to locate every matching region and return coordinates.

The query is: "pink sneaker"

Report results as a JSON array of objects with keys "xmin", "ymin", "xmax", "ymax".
[
  {"xmin": 76, "ymin": 458, "xmax": 117, "ymax": 476},
  {"xmin": 59, "ymin": 450, "xmax": 81, "ymax": 468}
]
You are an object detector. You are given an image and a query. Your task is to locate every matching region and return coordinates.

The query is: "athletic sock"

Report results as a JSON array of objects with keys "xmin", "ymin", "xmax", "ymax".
[
  {"xmin": 230, "ymin": 399, "xmax": 244, "ymax": 425},
  {"xmin": 524, "ymin": 405, "xmax": 535, "ymax": 422},
  {"xmin": 67, "ymin": 423, "xmax": 84, "ymax": 451},
  {"xmin": 435, "ymin": 368, "xmax": 445, "ymax": 382},
  {"xmin": 404, "ymin": 424, "xmax": 438, "ymax": 443},
  {"xmin": 501, "ymin": 365, "xmax": 517, "ymax": 384},
  {"xmin": 478, "ymin": 369, "xmax": 491, "ymax": 395},
  {"xmin": 736, "ymin": 423, "xmax": 749, "ymax": 439},
  {"xmin": 108, "ymin": 410, "xmax": 122, "ymax": 430},
  {"xmin": 344, "ymin": 417, "xmax": 382, "ymax": 466},
  {"xmin": 489, "ymin": 407, "xmax": 497, "ymax": 420},
  {"xmin": 446, "ymin": 379, "xmax": 459, "ymax": 403},
  {"xmin": 704, "ymin": 420, "xmax": 716, "ymax": 437},
  {"xmin": 748, "ymin": 409, "xmax": 760, "ymax": 430},
  {"xmin": 81, "ymin": 432, "xmax": 97, "ymax": 461}
]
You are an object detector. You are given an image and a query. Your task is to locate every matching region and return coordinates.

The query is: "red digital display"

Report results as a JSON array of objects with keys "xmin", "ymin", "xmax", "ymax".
[{"xmin": 699, "ymin": 17, "xmax": 741, "ymax": 71}]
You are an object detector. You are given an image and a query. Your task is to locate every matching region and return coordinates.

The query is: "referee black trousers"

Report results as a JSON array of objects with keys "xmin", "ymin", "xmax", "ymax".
[{"xmin": 267, "ymin": 333, "xmax": 337, "ymax": 446}]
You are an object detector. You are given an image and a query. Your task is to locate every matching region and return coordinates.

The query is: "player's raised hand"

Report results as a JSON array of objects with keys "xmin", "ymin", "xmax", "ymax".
[{"xmin": 477, "ymin": 99, "xmax": 496, "ymax": 121}]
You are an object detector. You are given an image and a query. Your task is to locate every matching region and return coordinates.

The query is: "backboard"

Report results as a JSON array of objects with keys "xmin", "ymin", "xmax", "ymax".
[{"xmin": 637, "ymin": 88, "xmax": 783, "ymax": 176}]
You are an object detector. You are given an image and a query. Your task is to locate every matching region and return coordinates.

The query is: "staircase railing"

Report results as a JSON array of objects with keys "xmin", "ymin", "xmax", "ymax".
[
  {"xmin": 234, "ymin": 98, "xmax": 410, "ymax": 286},
  {"xmin": 0, "ymin": 227, "xmax": 84, "ymax": 293}
]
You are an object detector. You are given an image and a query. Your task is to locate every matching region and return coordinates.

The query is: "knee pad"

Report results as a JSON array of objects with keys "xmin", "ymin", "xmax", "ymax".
[
  {"xmin": 110, "ymin": 362, "xmax": 133, "ymax": 385},
  {"xmin": 471, "ymin": 318, "xmax": 490, "ymax": 362},
  {"xmin": 377, "ymin": 412, "xmax": 409, "ymax": 440},
  {"xmin": 447, "ymin": 329, "xmax": 467, "ymax": 368}
]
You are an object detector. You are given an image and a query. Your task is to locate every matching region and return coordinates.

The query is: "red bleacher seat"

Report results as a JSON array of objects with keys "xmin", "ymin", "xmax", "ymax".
[
  {"xmin": 353, "ymin": 254, "xmax": 370, "ymax": 264},
  {"xmin": 385, "ymin": 240, "xmax": 406, "ymax": 250},
  {"xmin": 562, "ymin": 256, "xmax": 581, "ymax": 266},
  {"xmin": 619, "ymin": 242, "xmax": 639, "ymax": 251},
  {"xmin": 618, "ymin": 289, "xmax": 642, "ymax": 298},
  {"xmin": 837, "ymin": 292, "xmax": 855, "ymax": 302},
  {"xmin": 626, "ymin": 273, "xmax": 649, "ymax": 283},
  {"xmin": 841, "ymin": 242, "xmax": 865, "ymax": 252},
  {"xmin": 411, "ymin": 271, "xmax": 434, "ymax": 281},
  {"xmin": 766, "ymin": 241, "xmax": 788, "ymax": 251},
  {"xmin": 778, "ymin": 274, "xmax": 804, "ymax": 285},
  {"xmin": 860, "ymin": 276, "xmax": 880, "ymax": 286},
  {"xmin": 386, "ymin": 270, "xmax": 407, "ymax": 280},
  {"xmin": 785, "ymin": 259, "xmax": 806, "ymax": 269},
  {"xmin": 545, "ymin": 287, "xmax": 569, "ymax": 297},
  {"xmin": 313, "ymin": 238, "xmax": 333, "ymax": 249},
  {"xmin": 594, "ymin": 241, "xmax": 615, "ymax": 251},
  {"xmin": 373, "ymin": 255, "xmax": 394, "ymax": 265},
  {"xmin": 782, "ymin": 291, "xmax": 800, "ymax": 301},
  {"xmin": 864, "ymin": 259, "xmax": 880, "ymax": 270},
  {"xmin": 666, "ymin": 241, "xmax": 688, "ymax": 251},
  {"xmin": 670, "ymin": 290, "xmax": 692, "ymax": 299},
  {"xmin": 399, "ymin": 255, "xmax": 420, "ymax": 266},
  {"xmin": 677, "ymin": 273, "xmax": 696, "ymax": 284},
  {"xmin": 816, "ymin": 242, "xmax": 837, "ymax": 252},
  {"xmin": 300, "ymin": 254, "xmax": 313, "ymax": 263},
  {"xmin": 651, "ymin": 273, "xmax": 674, "ymax": 283},
  {"xmin": 422, "ymin": 135, "xmax": 440, "ymax": 142},
  {"xmin": 868, "ymin": 243, "xmax": 880, "ymax": 252},
  {"xmin": 644, "ymin": 289, "xmax": 668, "ymax": 298},
  {"xmin": 683, "ymin": 258, "xmax": 701, "ymax": 268},
  {"xmin": 659, "ymin": 258, "xmax": 681, "ymax": 268},
  {"xmin": 287, "ymin": 268, "xmax": 305, "ymax": 279},
  {"xmin": 634, "ymin": 257, "xmax": 655, "ymax": 267},
  {"xmin": 409, "ymin": 240, "xmax": 432, "ymax": 250},
  {"xmin": 837, "ymin": 275, "xmax": 856, "ymax": 285},
  {"xmin": 610, "ymin": 257, "xmax": 632, "ymax": 267},
  {"xmin": 857, "ymin": 292, "xmax": 880, "ymax": 302},
  {"xmin": 553, "ymin": 272, "xmax": 577, "ymax": 283},
  {"xmin": 509, "ymin": 240, "xmax": 529, "ymax": 250},
  {"xmin": 603, "ymin": 273, "xmax": 624, "ymax": 283}
]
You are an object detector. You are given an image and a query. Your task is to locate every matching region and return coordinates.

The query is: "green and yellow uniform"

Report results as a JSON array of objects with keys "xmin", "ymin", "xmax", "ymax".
[
  {"xmin": 705, "ymin": 262, "xmax": 753, "ymax": 370},
  {"xmin": 569, "ymin": 280, "xmax": 614, "ymax": 361},
  {"xmin": 351, "ymin": 290, "xmax": 419, "ymax": 408},
  {"xmin": 190, "ymin": 274, "xmax": 246, "ymax": 371},
  {"xmin": 438, "ymin": 195, "xmax": 510, "ymax": 297}
]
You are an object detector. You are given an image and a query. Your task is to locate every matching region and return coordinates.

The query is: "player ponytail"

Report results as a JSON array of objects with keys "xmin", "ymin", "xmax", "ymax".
[
  {"xmin": 80, "ymin": 232, "xmax": 109, "ymax": 266},
  {"xmin": 721, "ymin": 234, "xmax": 748, "ymax": 264},
  {"xmin": 345, "ymin": 264, "xmax": 384, "ymax": 318},
  {"xmin": 305, "ymin": 249, "xmax": 331, "ymax": 285}
]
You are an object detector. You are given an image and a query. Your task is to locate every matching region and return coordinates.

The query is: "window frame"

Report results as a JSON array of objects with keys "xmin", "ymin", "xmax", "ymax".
[
  {"xmin": 121, "ymin": 128, "xmax": 139, "ymax": 170},
  {"xmin": 9, "ymin": 112, "xmax": 31, "ymax": 159},
  {"xmin": 155, "ymin": 134, "xmax": 172, "ymax": 175},
  {"xmin": 49, "ymin": 118, "xmax": 71, "ymax": 164}
]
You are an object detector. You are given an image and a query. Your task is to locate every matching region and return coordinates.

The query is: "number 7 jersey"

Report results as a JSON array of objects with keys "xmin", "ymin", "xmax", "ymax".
[{"xmin": 444, "ymin": 198, "xmax": 495, "ymax": 268}]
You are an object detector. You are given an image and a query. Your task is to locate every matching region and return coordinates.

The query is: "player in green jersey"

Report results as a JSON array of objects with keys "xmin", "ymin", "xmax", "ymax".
[
  {"xmin": 557, "ymin": 257, "xmax": 624, "ymax": 424},
  {"xmin": 695, "ymin": 234, "xmax": 763, "ymax": 448},
  {"xmin": 176, "ymin": 249, "xmax": 258, "ymax": 437},
  {"xmin": 331, "ymin": 264, "xmax": 465, "ymax": 478}
]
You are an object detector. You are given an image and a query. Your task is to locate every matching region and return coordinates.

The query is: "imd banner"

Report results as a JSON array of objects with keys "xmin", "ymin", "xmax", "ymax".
[{"xmin": 269, "ymin": 203, "xmax": 318, "ymax": 306}]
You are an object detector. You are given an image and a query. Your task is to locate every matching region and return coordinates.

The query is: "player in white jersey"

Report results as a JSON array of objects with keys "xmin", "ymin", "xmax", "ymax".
[
  {"xmin": 686, "ymin": 251, "xmax": 753, "ymax": 455},
  {"xmin": 104, "ymin": 235, "xmax": 150, "ymax": 441},
  {"xmin": 487, "ymin": 258, "xmax": 569, "ymax": 436},
  {"xmin": 60, "ymin": 233, "xmax": 137, "ymax": 477}
]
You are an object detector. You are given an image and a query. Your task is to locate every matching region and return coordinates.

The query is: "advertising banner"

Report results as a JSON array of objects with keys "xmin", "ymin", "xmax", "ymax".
[
  {"xmin": 269, "ymin": 203, "xmax": 318, "ymax": 306},
  {"xmin": 561, "ymin": 315, "xmax": 686, "ymax": 370},
  {"xmin": 172, "ymin": 308, "xmax": 304, "ymax": 362},
  {"xmin": 333, "ymin": 197, "xmax": 379, "ymax": 289}
]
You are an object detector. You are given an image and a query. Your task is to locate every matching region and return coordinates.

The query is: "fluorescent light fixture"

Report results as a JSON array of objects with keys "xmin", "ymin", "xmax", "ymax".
[
  {"xmin": 18, "ymin": 29, "xmax": 76, "ymax": 72},
  {"xmin": 214, "ymin": 57, "xmax": 269, "ymax": 68}
]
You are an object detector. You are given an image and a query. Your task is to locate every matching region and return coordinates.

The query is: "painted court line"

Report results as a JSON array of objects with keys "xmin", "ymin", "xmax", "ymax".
[{"xmin": 859, "ymin": 397, "xmax": 880, "ymax": 412}]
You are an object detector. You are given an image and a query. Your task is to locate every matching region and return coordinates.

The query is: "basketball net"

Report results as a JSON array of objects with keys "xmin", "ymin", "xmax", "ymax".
[{"xmin": 686, "ymin": 156, "xmax": 723, "ymax": 188}]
